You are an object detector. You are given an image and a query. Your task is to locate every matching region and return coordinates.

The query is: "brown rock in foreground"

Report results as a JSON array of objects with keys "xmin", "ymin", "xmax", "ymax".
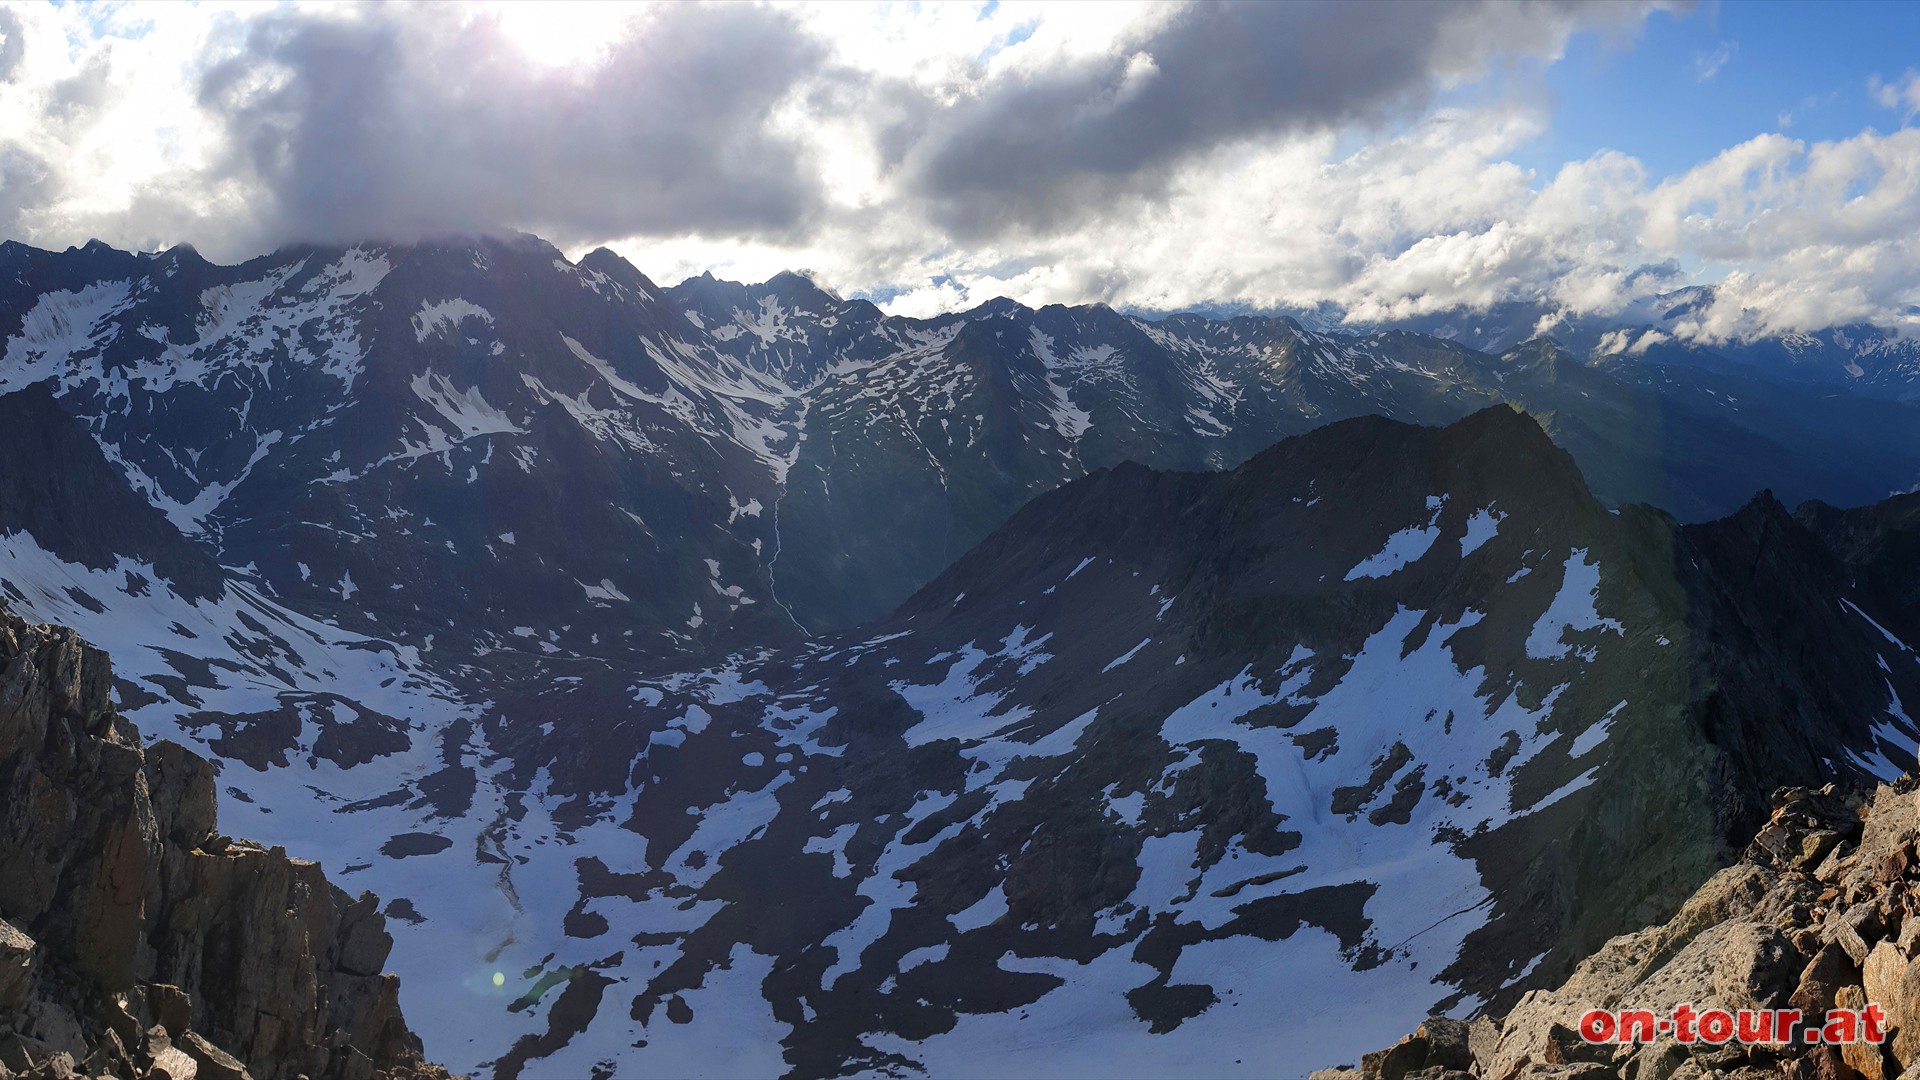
[
  {"xmin": 0, "ymin": 605, "xmax": 455, "ymax": 1080},
  {"xmin": 1324, "ymin": 776, "xmax": 1920, "ymax": 1079}
]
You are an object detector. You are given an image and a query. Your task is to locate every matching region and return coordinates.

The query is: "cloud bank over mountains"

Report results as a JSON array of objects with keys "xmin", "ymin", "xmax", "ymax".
[{"xmin": 0, "ymin": 0, "xmax": 1916, "ymax": 342}]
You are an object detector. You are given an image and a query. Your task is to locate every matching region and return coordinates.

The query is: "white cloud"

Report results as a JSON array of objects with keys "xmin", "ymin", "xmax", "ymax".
[
  {"xmin": 1, "ymin": 0, "xmax": 1917, "ymax": 346},
  {"xmin": 761, "ymin": 114, "xmax": 1920, "ymax": 344},
  {"xmin": 1693, "ymin": 41, "xmax": 1736, "ymax": 82},
  {"xmin": 1871, "ymin": 70, "xmax": 1920, "ymax": 117}
]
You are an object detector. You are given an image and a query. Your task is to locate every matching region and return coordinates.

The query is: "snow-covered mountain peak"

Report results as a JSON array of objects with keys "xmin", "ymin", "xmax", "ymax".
[{"xmin": 12, "ymin": 232, "xmax": 1920, "ymax": 652}]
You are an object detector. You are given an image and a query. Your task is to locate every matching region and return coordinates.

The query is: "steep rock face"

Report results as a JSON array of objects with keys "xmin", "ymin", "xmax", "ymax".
[
  {"xmin": 1795, "ymin": 493, "xmax": 1920, "ymax": 648},
  {"xmin": 0, "ymin": 603, "xmax": 450, "ymax": 1080},
  {"xmin": 0, "ymin": 383, "xmax": 222, "ymax": 604}
]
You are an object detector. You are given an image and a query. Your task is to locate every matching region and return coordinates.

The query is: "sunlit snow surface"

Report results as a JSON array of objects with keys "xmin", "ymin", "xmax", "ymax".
[
  {"xmin": 1346, "ymin": 496, "xmax": 1448, "ymax": 581},
  {"xmin": 475, "ymin": 533, "xmax": 1644, "ymax": 1076},
  {"xmin": 11, "ymin": 500, "xmax": 1920, "ymax": 1077},
  {"xmin": 0, "ymin": 523, "xmax": 1565, "ymax": 1076},
  {"xmin": 0, "ymin": 481, "xmax": 1673, "ymax": 1078},
  {"xmin": 849, "ymin": 616, "xmax": 1530, "ymax": 1076}
]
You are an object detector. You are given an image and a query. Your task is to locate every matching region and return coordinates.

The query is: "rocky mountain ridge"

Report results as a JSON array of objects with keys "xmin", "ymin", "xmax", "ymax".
[
  {"xmin": 8, "ymin": 234, "xmax": 1920, "ymax": 648},
  {"xmin": 0, "ymin": 601, "xmax": 451, "ymax": 1079},
  {"xmin": 10, "ymin": 390, "xmax": 1920, "ymax": 1074},
  {"xmin": 1267, "ymin": 286, "xmax": 1920, "ymax": 403},
  {"xmin": 416, "ymin": 406, "xmax": 1920, "ymax": 1076},
  {"xmin": 10, "ymin": 228, "xmax": 1920, "ymax": 1075},
  {"xmin": 1326, "ymin": 775, "xmax": 1920, "ymax": 1080}
]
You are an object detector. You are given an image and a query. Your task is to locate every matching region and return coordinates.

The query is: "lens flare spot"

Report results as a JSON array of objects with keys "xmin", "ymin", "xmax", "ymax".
[{"xmin": 492, "ymin": 971, "xmax": 505, "ymax": 988}]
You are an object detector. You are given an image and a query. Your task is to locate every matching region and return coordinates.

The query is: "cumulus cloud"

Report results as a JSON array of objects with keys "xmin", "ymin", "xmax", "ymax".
[
  {"xmin": 0, "ymin": 0, "xmax": 1657, "ymax": 253},
  {"xmin": 1872, "ymin": 70, "xmax": 1920, "ymax": 117},
  {"xmin": 887, "ymin": 0, "xmax": 1656, "ymax": 236},
  {"xmin": 0, "ymin": 7, "xmax": 24, "ymax": 83},
  {"xmin": 1, "ymin": 0, "xmax": 1917, "ymax": 344},
  {"xmin": 795, "ymin": 110, "xmax": 1920, "ymax": 344},
  {"xmin": 193, "ymin": 3, "xmax": 832, "ymax": 254}
]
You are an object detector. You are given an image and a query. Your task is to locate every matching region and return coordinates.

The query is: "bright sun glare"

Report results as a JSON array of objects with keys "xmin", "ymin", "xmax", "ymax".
[{"xmin": 486, "ymin": 0, "xmax": 643, "ymax": 68}]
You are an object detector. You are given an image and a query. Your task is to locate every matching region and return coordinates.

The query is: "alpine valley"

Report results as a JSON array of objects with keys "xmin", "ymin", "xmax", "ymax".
[{"xmin": 8, "ymin": 233, "xmax": 1920, "ymax": 1077}]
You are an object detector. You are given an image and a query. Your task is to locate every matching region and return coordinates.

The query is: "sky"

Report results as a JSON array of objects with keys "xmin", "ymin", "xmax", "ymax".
[{"xmin": 0, "ymin": 0, "xmax": 1918, "ymax": 342}]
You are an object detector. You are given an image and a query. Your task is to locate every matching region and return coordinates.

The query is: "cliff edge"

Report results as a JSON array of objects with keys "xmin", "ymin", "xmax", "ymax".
[{"xmin": 0, "ymin": 604, "xmax": 453, "ymax": 1080}]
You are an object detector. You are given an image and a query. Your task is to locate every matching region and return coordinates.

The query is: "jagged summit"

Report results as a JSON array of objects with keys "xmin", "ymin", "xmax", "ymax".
[
  {"xmin": 156, "ymin": 242, "xmax": 206, "ymax": 265},
  {"xmin": 763, "ymin": 268, "xmax": 839, "ymax": 298},
  {"xmin": 971, "ymin": 294, "xmax": 1029, "ymax": 316},
  {"xmin": 574, "ymin": 244, "xmax": 657, "ymax": 288},
  {"xmin": 1500, "ymin": 334, "xmax": 1577, "ymax": 365}
]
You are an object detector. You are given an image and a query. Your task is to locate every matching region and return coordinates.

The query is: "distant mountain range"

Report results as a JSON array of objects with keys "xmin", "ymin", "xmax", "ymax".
[
  {"xmin": 1261, "ymin": 285, "xmax": 1920, "ymax": 400},
  {"xmin": 6, "ymin": 234, "xmax": 1920, "ymax": 1075},
  {"xmin": 8, "ymin": 234, "xmax": 1920, "ymax": 651}
]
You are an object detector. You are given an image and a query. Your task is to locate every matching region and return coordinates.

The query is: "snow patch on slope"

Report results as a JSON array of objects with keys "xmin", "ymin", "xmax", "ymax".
[{"xmin": 411, "ymin": 299, "xmax": 495, "ymax": 342}]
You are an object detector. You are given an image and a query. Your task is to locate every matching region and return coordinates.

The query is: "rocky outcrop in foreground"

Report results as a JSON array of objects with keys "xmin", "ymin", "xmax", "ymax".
[
  {"xmin": 0, "ymin": 606, "xmax": 452, "ymax": 1080},
  {"xmin": 1324, "ymin": 778, "xmax": 1920, "ymax": 1080}
]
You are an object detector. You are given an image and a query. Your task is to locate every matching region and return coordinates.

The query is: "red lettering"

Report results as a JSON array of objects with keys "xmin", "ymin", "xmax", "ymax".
[
  {"xmin": 1864, "ymin": 1003, "xmax": 1889, "ymax": 1044},
  {"xmin": 1824, "ymin": 1009, "xmax": 1860, "ymax": 1045},
  {"xmin": 1578, "ymin": 1009, "xmax": 1616, "ymax": 1043},
  {"xmin": 1673, "ymin": 1003, "xmax": 1698, "ymax": 1043},
  {"xmin": 1698, "ymin": 1009, "xmax": 1734, "ymax": 1044}
]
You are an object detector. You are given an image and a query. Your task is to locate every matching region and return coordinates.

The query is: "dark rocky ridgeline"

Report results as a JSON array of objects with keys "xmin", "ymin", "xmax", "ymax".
[
  {"xmin": 475, "ymin": 406, "xmax": 1920, "ymax": 1075},
  {"xmin": 0, "ymin": 384, "xmax": 223, "ymax": 604},
  {"xmin": 0, "ymin": 604, "xmax": 453, "ymax": 1080},
  {"xmin": 1322, "ymin": 777, "xmax": 1920, "ymax": 1080},
  {"xmin": 863, "ymin": 404, "xmax": 1920, "ymax": 997},
  {"xmin": 1794, "ymin": 494, "xmax": 1920, "ymax": 649}
]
